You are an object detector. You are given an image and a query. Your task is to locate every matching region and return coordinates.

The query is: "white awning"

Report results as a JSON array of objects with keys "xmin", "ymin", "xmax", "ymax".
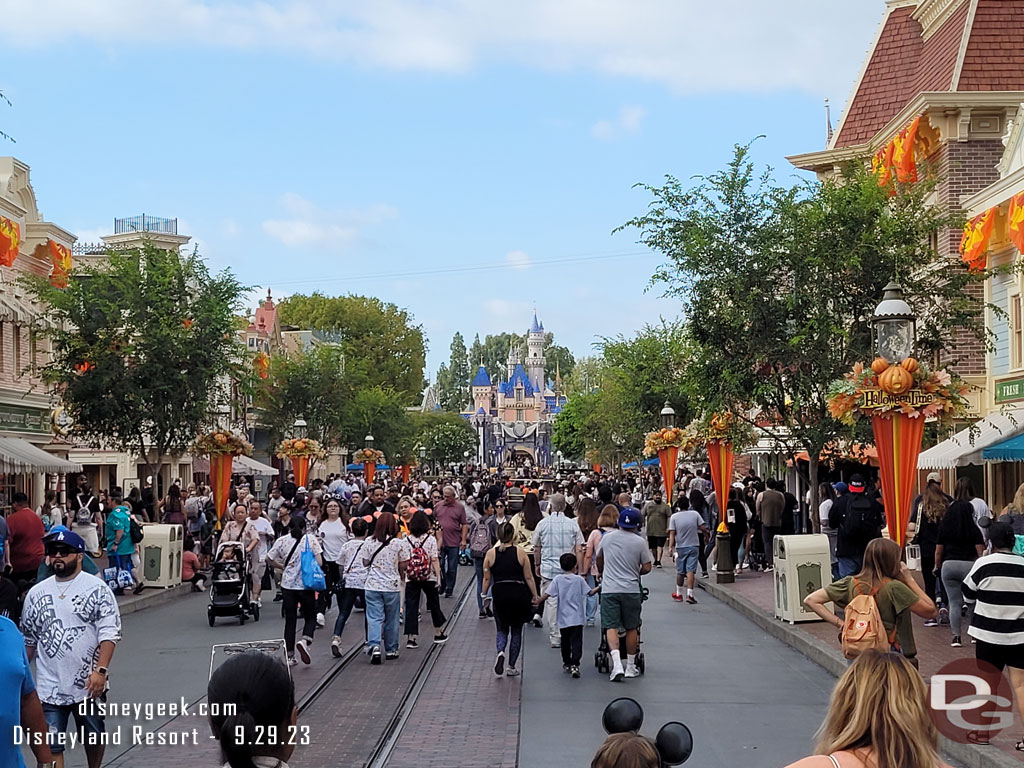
[
  {"xmin": 0, "ymin": 437, "xmax": 83, "ymax": 474},
  {"xmin": 917, "ymin": 409, "xmax": 1024, "ymax": 469},
  {"xmin": 193, "ymin": 454, "xmax": 278, "ymax": 476}
]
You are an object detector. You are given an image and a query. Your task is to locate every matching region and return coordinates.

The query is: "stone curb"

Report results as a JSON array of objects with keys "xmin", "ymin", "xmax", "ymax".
[
  {"xmin": 697, "ymin": 577, "xmax": 1021, "ymax": 768},
  {"xmin": 116, "ymin": 582, "xmax": 193, "ymax": 617}
]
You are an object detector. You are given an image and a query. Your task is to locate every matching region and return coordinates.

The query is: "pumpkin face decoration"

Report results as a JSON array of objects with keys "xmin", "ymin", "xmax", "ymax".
[
  {"xmin": 871, "ymin": 357, "xmax": 889, "ymax": 375},
  {"xmin": 879, "ymin": 364, "xmax": 914, "ymax": 395}
]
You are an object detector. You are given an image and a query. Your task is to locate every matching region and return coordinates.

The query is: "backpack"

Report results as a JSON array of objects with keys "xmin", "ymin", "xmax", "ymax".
[
  {"xmin": 842, "ymin": 496, "xmax": 879, "ymax": 543},
  {"xmin": 841, "ymin": 579, "xmax": 894, "ymax": 659},
  {"xmin": 75, "ymin": 497, "xmax": 95, "ymax": 526},
  {"xmin": 469, "ymin": 521, "xmax": 492, "ymax": 559},
  {"xmin": 406, "ymin": 535, "xmax": 432, "ymax": 582},
  {"xmin": 129, "ymin": 517, "xmax": 145, "ymax": 544}
]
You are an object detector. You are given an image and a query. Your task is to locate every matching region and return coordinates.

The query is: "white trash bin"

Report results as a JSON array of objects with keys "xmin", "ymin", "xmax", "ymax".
[{"xmin": 773, "ymin": 534, "xmax": 832, "ymax": 624}]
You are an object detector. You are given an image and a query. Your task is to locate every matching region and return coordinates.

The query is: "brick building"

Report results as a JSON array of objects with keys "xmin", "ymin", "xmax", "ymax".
[{"xmin": 788, "ymin": 0, "xmax": 1024, "ymax": 505}]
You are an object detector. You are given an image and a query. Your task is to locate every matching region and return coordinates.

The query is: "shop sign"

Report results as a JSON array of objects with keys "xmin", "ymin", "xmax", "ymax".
[
  {"xmin": 995, "ymin": 376, "xmax": 1024, "ymax": 404},
  {"xmin": 858, "ymin": 388, "xmax": 934, "ymax": 410},
  {"xmin": 0, "ymin": 403, "xmax": 49, "ymax": 434}
]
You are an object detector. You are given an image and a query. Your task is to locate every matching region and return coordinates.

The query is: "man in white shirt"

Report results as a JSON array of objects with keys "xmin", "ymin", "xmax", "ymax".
[{"xmin": 245, "ymin": 500, "xmax": 275, "ymax": 606}]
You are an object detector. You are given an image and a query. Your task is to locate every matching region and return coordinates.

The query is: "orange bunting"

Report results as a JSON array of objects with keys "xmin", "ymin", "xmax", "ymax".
[
  {"xmin": 870, "ymin": 412, "xmax": 926, "ymax": 547},
  {"xmin": 960, "ymin": 208, "xmax": 996, "ymax": 271},
  {"xmin": 893, "ymin": 116, "xmax": 919, "ymax": 183},
  {"xmin": 706, "ymin": 440, "xmax": 735, "ymax": 534},
  {"xmin": 0, "ymin": 217, "xmax": 20, "ymax": 267},
  {"xmin": 254, "ymin": 352, "xmax": 270, "ymax": 380},
  {"xmin": 47, "ymin": 240, "xmax": 72, "ymax": 288},
  {"xmin": 1009, "ymin": 193, "xmax": 1024, "ymax": 255},
  {"xmin": 872, "ymin": 142, "xmax": 895, "ymax": 187}
]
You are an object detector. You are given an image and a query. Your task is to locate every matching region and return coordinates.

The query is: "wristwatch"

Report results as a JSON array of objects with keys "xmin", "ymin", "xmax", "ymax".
[{"xmin": 96, "ymin": 666, "xmax": 109, "ymax": 677}]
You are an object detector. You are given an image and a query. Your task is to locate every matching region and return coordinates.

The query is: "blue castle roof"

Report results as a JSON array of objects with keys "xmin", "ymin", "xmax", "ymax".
[
  {"xmin": 500, "ymin": 363, "xmax": 535, "ymax": 397},
  {"xmin": 471, "ymin": 365, "xmax": 491, "ymax": 387},
  {"xmin": 530, "ymin": 311, "xmax": 543, "ymax": 334}
]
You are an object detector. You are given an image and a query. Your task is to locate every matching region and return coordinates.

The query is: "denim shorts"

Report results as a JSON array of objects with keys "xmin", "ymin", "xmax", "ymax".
[
  {"xmin": 675, "ymin": 546, "xmax": 699, "ymax": 575},
  {"xmin": 42, "ymin": 698, "xmax": 105, "ymax": 754}
]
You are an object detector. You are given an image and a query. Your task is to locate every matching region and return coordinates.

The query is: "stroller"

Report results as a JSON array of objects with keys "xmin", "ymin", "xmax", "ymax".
[
  {"xmin": 207, "ymin": 542, "xmax": 260, "ymax": 626},
  {"xmin": 594, "ymin": 585, "xmax": 648, "ymax": 675}
]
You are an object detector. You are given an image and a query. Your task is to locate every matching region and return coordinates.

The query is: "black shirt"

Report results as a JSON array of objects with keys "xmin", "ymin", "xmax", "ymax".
[
  {"xmin": 828, "ymin": 492, "xmax": 883, "ymax": 558},
  {"xmin": 937, "ymin": 520, "xmax": 983, "ymax": 562}
]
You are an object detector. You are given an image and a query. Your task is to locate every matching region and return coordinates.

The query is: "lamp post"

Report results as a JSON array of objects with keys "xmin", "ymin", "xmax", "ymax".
[
  {"xmin": 869, "ymin": 282, "xmax": 924, "ymax": 548},
  {"xmin": 660, "ymin": 401, "xmax": 676, "ymax": 429},
  {"xmin": 293, "ymin": 417, "xmax": 307, "ymax": 439},
  {"xmin": 365, "ymin": 434, "xmax": 374, "ymax": 449},
  {"xmin": 611, "ymin": 432, "xmax": 624, "ymax": 479}
]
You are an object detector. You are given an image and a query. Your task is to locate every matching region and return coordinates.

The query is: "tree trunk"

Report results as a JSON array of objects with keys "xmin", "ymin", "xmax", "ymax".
[{"xmin": 808, "ymin": 454, "xmax": 821, "ymax": 533}]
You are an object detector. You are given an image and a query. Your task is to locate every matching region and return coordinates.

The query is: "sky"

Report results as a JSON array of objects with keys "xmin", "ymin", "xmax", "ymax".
[{"xmin": 0, "ymin": 0, "xmax": 884, "ymax": 377}]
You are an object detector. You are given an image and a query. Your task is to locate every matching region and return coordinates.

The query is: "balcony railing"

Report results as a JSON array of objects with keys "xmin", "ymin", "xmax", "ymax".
[{"xmin": 113, "ymin": 214, "xmax": 178, "ymax": 235}]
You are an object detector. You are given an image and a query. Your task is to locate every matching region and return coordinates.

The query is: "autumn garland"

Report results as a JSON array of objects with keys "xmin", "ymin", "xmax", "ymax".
[
  {"xmin": 352, "ymin": 447, "xmax": 385, "ymax": 465},
  {"xmin": 827, "ymin": 357, "xmax": 968, "ymax": 426},
  {"xmin": 194, "ymin": 430, "xmax": 253, "ymax": 457},
  {"xmin": 277, "ymin": 438, "xmax": 327, "ymax": 460},
  {"xmin": 643, "ymin": 425, "xmax": 700, "ymax": 457},
  {"xmin": 690, "ymin": 411, "xmax": 758, "ymax": 451}
]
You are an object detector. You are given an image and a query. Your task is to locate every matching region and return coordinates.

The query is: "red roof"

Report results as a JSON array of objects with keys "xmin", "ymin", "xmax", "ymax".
[
  {"xmin": 957, "ymin": 0, "xmax": 1024, "ymax": 91},
  {"xmin": 247, "ymin": 290, "xmax": 278, "ymax": 336}
]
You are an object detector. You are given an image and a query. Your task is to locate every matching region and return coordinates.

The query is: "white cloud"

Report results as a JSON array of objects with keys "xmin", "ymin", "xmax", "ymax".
[
  {"xmin": 5, "ymin": 1, "xmax": 881, "ymax": 94},
  {"xmin": 505, "ymin": 249, "xmax": 532, "ymax": 270},
  {"xmin": 261, "ymin": 193, "xmax": 397, "ymax": 250},
  {"xmin": 592, "ymin": 105, "xmax": 647, "ymax": 141}
]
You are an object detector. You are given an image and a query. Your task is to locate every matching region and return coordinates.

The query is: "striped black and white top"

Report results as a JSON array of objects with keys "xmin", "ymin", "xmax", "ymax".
[{"xmin": 962, "ymin": 553, "xmax": 1024, "ymax": 645}]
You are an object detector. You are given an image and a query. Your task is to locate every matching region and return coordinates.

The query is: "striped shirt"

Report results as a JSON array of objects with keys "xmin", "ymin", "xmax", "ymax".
[{"xmin": 962, "ymin": 552, "xmax": 1024, "ymax": 645}]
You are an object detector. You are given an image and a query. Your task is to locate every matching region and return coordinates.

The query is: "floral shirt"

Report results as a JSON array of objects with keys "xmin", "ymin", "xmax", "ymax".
[
  {"xmin": 360, "ymin": 537, "xmax": 408, "ymax": 592},
  {"xmin": 267, "ymin": 534, "xmax": 321, "ymax": 591}
]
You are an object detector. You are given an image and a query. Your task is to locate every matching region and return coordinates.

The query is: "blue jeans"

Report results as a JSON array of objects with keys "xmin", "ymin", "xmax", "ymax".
[
  {"xmin": 473, "ymin": 557, "xmax": 491, "ymax": 612},
  {"xmin": 585, "ymin": 574, "xmax": 599, "ymax": 624},
  {"xmin": 333, "ymin": 587, "xmax": 365, "ymax": 639},
  {"xmin": 838, "ymin": 556, "xmax": 862, "ymax": 578},
  {"xmin": 365, "ymin": 589, "xmax": 401, "ymax": 654},
  {"xmin": 440, "ymin": 545, "xmax": 460, "ymax": 596}
]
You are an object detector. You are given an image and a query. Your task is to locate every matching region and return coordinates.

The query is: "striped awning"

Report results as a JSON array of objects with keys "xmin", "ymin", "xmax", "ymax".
[
  {"xmin": 917, "ymin": 409, "xmax": 1024, "ymax": 469},
  {"xmin": 0, "ymin": 437, "xmax": 82, "ymax": 474}
]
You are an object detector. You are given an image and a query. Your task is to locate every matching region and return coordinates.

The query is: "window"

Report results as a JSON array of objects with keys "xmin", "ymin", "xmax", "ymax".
[
  {"xmin": 0, "ymin": 321, "xmax": 5, "ymax": 372},
  {"xmin": 515, "ymin": 387, "xmax": 523, "ymax": 402},
  {"xmin": 248, "ymin": 338, "xmax": 255, "ymax": 347},
  {"xmin": 29, "ymin": 329, "xmax": 36, "ymax": 375},
  {"xmin": 13, "ymin": 324, "xmax": 21, "ymax": 377},
  {"xmin": 516, "ymin": 409, "xmax": 524, "ymax": 421},
  {"xmin": 1014, "ymin": 294, "xmax": 1023, "ymax": 370}
]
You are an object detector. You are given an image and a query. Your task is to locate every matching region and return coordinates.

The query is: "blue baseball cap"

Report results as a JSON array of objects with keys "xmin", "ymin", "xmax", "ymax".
[
  {"xmin": 832, "ymin": 482, "xmax": 848, "ymax": 493},
  {"xmin": 618, "ymin": 508, "xmax": 642, "ymax": 530},
  {"xmin": 43, "ymin": 528, "xmax": 86, "ymax": 552}
]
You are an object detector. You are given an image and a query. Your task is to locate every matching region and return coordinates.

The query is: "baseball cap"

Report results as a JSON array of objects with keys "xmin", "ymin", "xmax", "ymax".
[
  {"xmin": 848, "ymin": 474, "xmax": 866, "ymax": 493},
  {"xmin": 926, "ymin": 472, "xmax": 941, "ymax": 484},
  {"xmin": 618, "ymin": 508, "xmax": 641, "ymax": 529},
  {"xmin": 43, "ymin": 528, "xmax": 86, "ymax": 552},
  {"xmin": 832, "ymin": 481, "xmax": 848, "ymax": 494}
]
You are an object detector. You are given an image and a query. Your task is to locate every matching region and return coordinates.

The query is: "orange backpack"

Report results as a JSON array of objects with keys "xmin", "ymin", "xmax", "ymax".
[{"xmin": 841, "ymin": 579, "xmax": 895, "ymax": 659}]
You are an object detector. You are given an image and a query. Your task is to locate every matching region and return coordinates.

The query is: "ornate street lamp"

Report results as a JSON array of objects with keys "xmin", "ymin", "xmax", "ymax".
[
  {"xmin": 660, "ymin": 402, "xmax": 676, "ymax": 429},
  {"xmin": 873, "ymin": 282, "xmax": 916, "ymax": 362},
  {"xmin": 293, "ymin": 417, "xmax": 307, "ymax": 439},
  {"xmin": 365, "ymin": 434, "xmax": 374, "ymax": 448}
]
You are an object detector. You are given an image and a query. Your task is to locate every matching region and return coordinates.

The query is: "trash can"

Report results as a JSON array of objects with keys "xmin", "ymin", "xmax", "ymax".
[
  {"xmin": 141, "ymin": 523, "xmax": 183, "ymax": 588},
  {"xmin": 773, "ymin": 534, "xmax": 832, "ymax": 624}
]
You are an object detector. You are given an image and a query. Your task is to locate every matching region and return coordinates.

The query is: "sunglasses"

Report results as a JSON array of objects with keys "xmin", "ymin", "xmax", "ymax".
[{"xmin": 46, "ymin": 545, "xmax": 78, "ymax": 557}]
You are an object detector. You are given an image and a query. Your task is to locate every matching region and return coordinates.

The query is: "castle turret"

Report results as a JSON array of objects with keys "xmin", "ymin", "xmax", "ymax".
[
  {"xmin": 507, "ymin": 343, "xmax": 520, "ymax": 380},
  {"xmin": 526, "ymin": 311, "xmax": 546, "ymax": 391}
]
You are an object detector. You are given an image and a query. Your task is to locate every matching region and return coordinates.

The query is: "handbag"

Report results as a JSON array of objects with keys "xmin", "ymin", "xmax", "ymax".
[
  {"xmin": 338, "ymin": 548, "xmax": 360, "ymax": 592},
  {"xmin": 300, "ymin": 537, "xmax": 326, "ymax": 591}
]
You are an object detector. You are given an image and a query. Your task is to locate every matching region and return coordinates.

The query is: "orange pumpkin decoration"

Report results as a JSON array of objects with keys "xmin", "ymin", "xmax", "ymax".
[
  {"xmin": 879, "ymin": 365, "xmax": 913, "ymax": 395},
  {"xmin": 901, "ymin": 357, "xmax": 920, "ymax": 374},
  {"xmin": 871, "ymin": 357, "xmax": 889, "ymax": 374}
]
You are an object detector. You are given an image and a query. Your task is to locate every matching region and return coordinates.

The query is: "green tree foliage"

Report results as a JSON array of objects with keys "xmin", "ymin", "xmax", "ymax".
[
  {"xmin": 255, "ymin": 345, "xmax": 347, "ymax": 448},
  {"xmin": 437, "ymin": 332, "xmax": 470, "ymax": 412},
  {"xmin": 349, "ymin": 386, "xmax": 415, "ymax": 463},
  {"xmin": 551, "ymin": 391, "xmax": 598, "ymax": 460},
  {"xmin": 476, "ymin": 332, "xmax": 522, "ymax": 377},
  {"xmin": 423, "ymin": 422, "xmax": 477, "ymax": 467},
  {"xmin": 621, "ymin": 143, "xmax": 991, "ymax": 515},
  {"xmin": 27, "ymin": 244, "xmax": 245, "ymax": 479},
  {"xmin": 276, "ymin": 293, "xmax": 425, "ymax": 402}
]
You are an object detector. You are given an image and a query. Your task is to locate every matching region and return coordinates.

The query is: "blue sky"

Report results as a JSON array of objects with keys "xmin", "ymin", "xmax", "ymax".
[{"xmin": 2, "ymin": 1, "xmax": 883, "ymax": 376}]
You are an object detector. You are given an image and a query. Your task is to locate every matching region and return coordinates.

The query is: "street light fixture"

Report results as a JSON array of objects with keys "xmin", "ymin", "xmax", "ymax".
[
  {"xmin": 873, "ymin": 282, "xmax": 916, "ymax": 362},
  {"xmin": 660, "ymin": 401, "xmax": 676, "ymax": 429},
  {"xmin": 293, "ymin": 417, "xmax": 307, "ymax": 439},
  {"xmin": 365, "ymin": 434, "xmax": 374, "ymax": 448}
]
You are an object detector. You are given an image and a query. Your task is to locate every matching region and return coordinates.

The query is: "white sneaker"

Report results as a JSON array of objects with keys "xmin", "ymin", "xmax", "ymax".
[
  {"xmin": 287, "ymin": 656, "xmax": 298, "ymax": 667},
  {"xmin": 196, "ymin": 582, "xmax": 205, "ymax": 592},
  {"xmin": 331, "ymin": 637, "xmax": 342, "ymax": 658},
  {"xmin": 624, "ymin": 664, "xmax": 641, "ymax": 678},
  {"xmin": 609, "ymin": 665, "xmax": 624, "ymax": 682},
  {"xmin": 505, "ymin": 666, "xmax": 520, "ymax": 677},
  {"xmin": 316, "ymin": 612, "xmax": 326, "ymax": 628},
  {"xmin": 296, "ymin": 638, "xmax": 311, "ymax": 664},
  {"xmin": 550, "ymin": 640, "xmax": 561, "ymax": 648}
]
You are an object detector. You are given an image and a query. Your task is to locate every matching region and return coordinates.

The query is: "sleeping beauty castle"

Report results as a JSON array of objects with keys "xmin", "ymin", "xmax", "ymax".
[{"xmin": 461, "ymin": 311, "xmax": 567, "ymax": 469}]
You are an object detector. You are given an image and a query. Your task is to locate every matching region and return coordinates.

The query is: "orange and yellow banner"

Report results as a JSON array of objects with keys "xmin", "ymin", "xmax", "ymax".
[
  {"xmin": 657, "ymin": 445, "xmax": 679, "ymax": 505},
  {"xmin": 293, "ymin": 455, "xmax": 310, "ymax": 488},
  {"xmin": 210, "ymin": 453, "xmax": 233, "ymax": 531},
  {"xmin": 0, "ymin": 217, "xmax": 20, "ymax": 267},
  {"xmin": 1009, "ymin": 193, "xmax": 1024, "ymax": 255},
  {"xmin": 892, "ymin": 116, "xmax": 920, "ymax": 184},
  {"xmin": 960, "ymin": 207, "xmax": 996, "ymax": 271},
  {"xmin": 706, "ymin": 440, "xmax": 735, "ymax": 534},
  {"xmin": 870, "ymin": 412, "xmax": 926, "ymax": 548},
  {"xmin": 363, "ymin": 461, "xmax": 376, "ymax": 485},
  {"xmin": 872, "ymin": 114, "xmax": 939, "ymax": 189},
  {"xmin": 48, "ymin": 240, "xmax": 72, "ymax": 288}
]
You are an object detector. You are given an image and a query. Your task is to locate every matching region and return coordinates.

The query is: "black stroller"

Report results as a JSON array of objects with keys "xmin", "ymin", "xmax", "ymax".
[
  {"xmin": 594, "ymin": 585, "xmax": 647, "ymax": 675},
  {"xmin": 207, "ymin": 542, "xmax": 260, "ymax": 626}
]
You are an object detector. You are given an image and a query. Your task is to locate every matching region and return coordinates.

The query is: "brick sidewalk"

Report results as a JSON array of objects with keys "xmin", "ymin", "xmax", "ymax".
[{"xmin": 701, "ymin": 568, "xmax": 1023, "ymax": 767}]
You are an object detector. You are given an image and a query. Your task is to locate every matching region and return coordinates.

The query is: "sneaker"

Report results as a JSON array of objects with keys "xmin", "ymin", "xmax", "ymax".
[
  {"xmin": 406, "ymin": 638, "xmax": 419, "ymax": 649},
  {"xmin": 256, "ymin": 597, "xmax": 262, "ymax": 607},
  {"xmin": 563, "ymin": 663, "xmax": 571, "ymax": 673},
  {"xmin": 685, "ymin": 595, "xmax": 697, "ymax": 605},
  {"xmin": 624, "ymin": 664, "xmax": 641, "ymax": 679},
  {"xmin": 296, "ymin": 638, "xmax": 311, "ymax": 664},
  {"xmin": 532, "ymin": 617, "xmax": 543, "ymax": 628},
  {"xmin": 433, "ymin": 633, "xmax": 448, "ymax": 644},
  {"xmin": 316, "ymin": 612, "xmax": 326, "ymax": 628},
  {"xmin": 764, "ymin": 566, "xmax": 774, "ymax": 573},
  {"xmin": 586, "ymin": 618, "xmax": 595, "ymax": 627},
  {"xmin": 485, "ymin": 606, "xmax": 493, "ymax": 617},
  {"xmin": 133, "ymin": 581, "xmax": 145, "ymax": 595},
  {"xmin": 385, "ymin": 651, "xmax": 399, "ymax": 660},
  {"xmin": 609, "ymin": 666, "xmax": 624, "ymax": 683},
  {"xmin": 951, "ymin": 636, "xmax": 962, "ymax": 648},
  {"xmin": 671, "ymin": 593, "xmax": 684, "ymax": 602},
  {"xmin": 938, "ymin": 607, "xmax": 949, "ymax": 625},
  {"xmin": 494, "ymin": 651, "xmax": 505, "ymax": 676},
  {"xmin": 331, "ymin": 637, "xmax": 342, "ymax": 658},
  {"xmin": 550, "ymin": 640, "xmax": 561, "ymax": 648},
  {"xmin": 287, "ymin": 656, "xmax": 298, "ymax": 667},
  {"xmin": 923, "ymin": 618, "xmax": 939, "ymax": 627},
  {"xmin": 370, "ymin": 646, "xmax": 382, "ymax": 665},
  {"xmin": 571, "ymin": 666, "xmax": 581, "ymax": 678},
  {"xmin": 701, "ymin": 571, "xmax": 709, "ymax": 578},
  {"xmin": 505, "ymin": 666, "xmax": 520, "ymax": 677},
  {"xmin": 655, "ymin": 562, "xmax": 663, "ymax": 569},
  {"xmin": 479, "ymin": 611, "xmax": 487, "ymax": 619},
  {"xmin": 273, "ymin": 592, "xmax": 284, "ymax": 602},
  {"xmin": 196, "ymin": 581, "xmax": 205, "ymax": 592}
]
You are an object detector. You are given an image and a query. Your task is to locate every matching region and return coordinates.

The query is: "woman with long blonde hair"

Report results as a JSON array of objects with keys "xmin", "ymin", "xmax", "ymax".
[{"xmin": 786, "ymin": 651, "xmax": 950, "ymax": 768}]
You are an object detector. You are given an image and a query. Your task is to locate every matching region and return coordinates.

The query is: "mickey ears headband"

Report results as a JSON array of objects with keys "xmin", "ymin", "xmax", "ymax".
[{"xmin": 602, "ymin": 697, "xmax": 693, "ymax": 766}]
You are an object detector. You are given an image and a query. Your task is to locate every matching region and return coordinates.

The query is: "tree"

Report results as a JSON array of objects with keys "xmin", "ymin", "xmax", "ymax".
[
  {"xmin": 255, "ymin": 345, "xmax": 348, "ymax": 448},
  {"xmin": 276, "ymin": 293, "xmax": 426, "ymax": 402},
  {"xmin": 620, "ymin": 143, "xmax": 989, "ymax": 520},
  {"xmin": 468, "ymin": 333, "xmax": 484, "ymax": 369},
  {"xmin": 27, "ymin": 243, "xmax": 245, "ymax": 481},
  {"xmin": 348, "ymin": 386, "xmax": 415, "ymax": 463},
  {"xmin": 543, "ymin": 340, "xmax": 575, "ymax": 384},
  {"xmin": 423, "ymin": 422, "xmax": 477, "ymax": 467},
  {"xmin": 437, "ymin": 332, "xmax": 470, "ymax": 412},
  {"xmin": 564, "ymin": 356, "xmax": 606, "ymax": 395},
  {"xmin": 551, "ymin": 390, "xmax": 598, "ymax": 460},
  {"xmin": 477, "ymin": 332, "xmax": 522, "ymax": 377}
]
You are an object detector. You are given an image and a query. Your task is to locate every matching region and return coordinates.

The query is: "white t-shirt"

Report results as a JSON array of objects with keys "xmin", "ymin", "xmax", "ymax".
[
  {"xmin": 360, "ymin": 537, "xmax": 408, "ymax": 592},
  {"xmin": 337, "ymin": 538, "xmax": 370, "ymax": 590},
  {"xmin": 318, "ymin": 518, "xmax": 351, "ymax": 562},
  {"xmin": 245, "ymin": 517, "xmax": 275, "ymax": 560},
  {"xmin": 268, "ymin": 534, "xmax": 322, "ymax": 591},
  {"xmin": 20, "ymin": 572, "xmax": 122, "ymax": 706},
  {"xmin": 819, "ymin": 499, "xmax": 834, "ymax": 527}
]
